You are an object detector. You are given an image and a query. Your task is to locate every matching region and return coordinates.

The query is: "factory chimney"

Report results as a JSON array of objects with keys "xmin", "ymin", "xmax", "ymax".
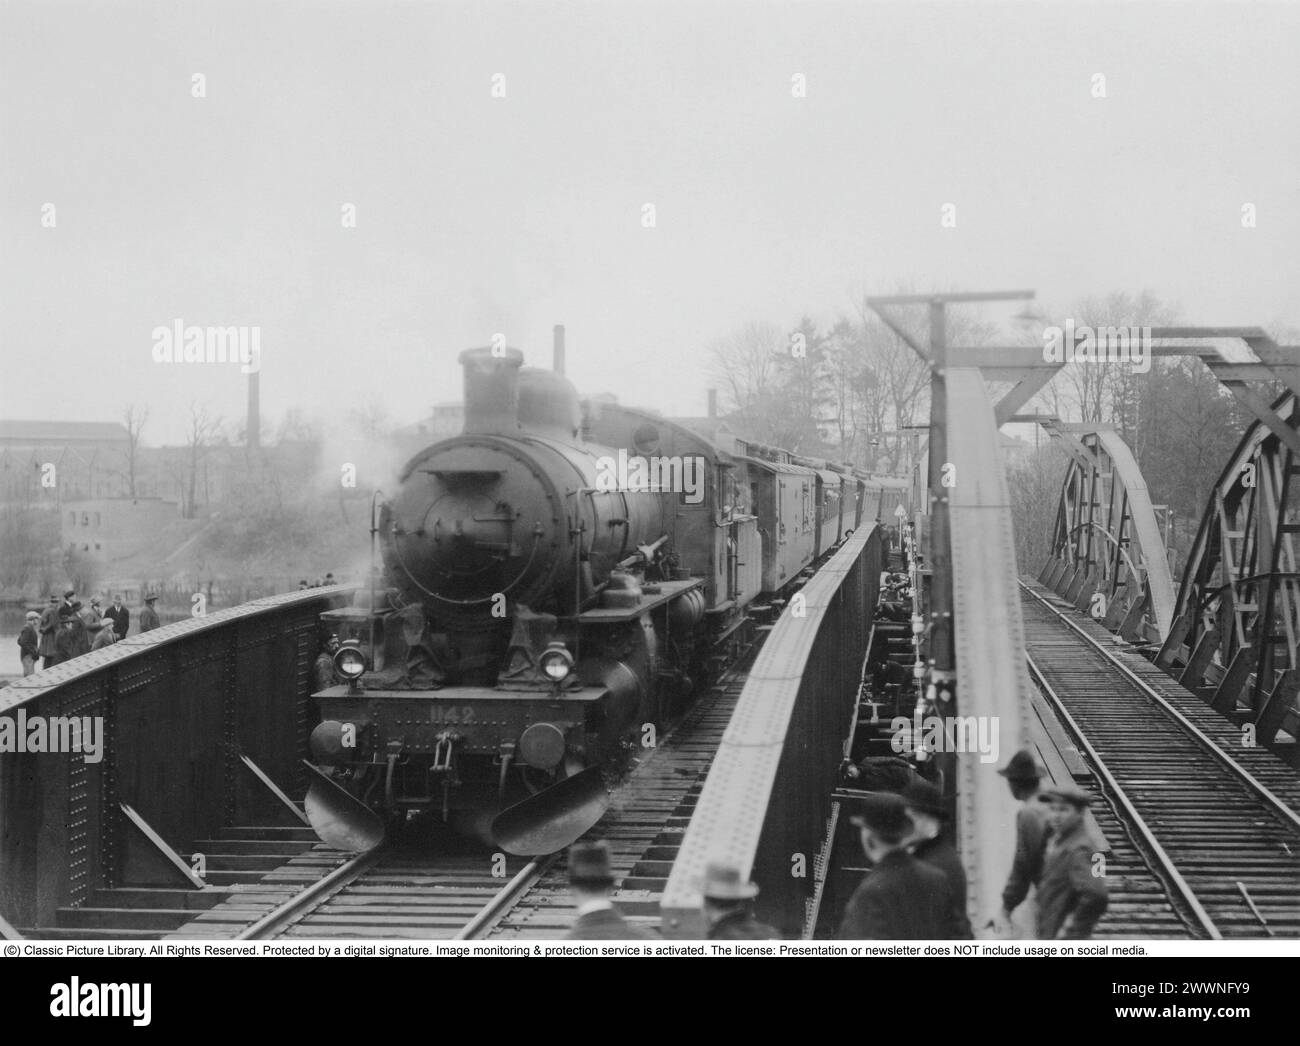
[{"xmin": 707, "ymin": 388, "xmax": 717, "ymax": 419}]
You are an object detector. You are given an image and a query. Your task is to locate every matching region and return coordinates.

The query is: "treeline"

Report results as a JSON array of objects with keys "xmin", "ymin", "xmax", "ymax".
[
  {"xmin": 707, "ymin": 289, "xmax": 1289, "ymax": 579},
  {"xmin": 706, "ymin": 306, "xmax": 994, "ymax": 472}
]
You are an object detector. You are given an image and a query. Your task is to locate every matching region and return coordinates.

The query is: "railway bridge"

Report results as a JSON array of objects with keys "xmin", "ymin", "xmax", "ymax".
[{"xmin": 4, "ymin": 305, "xmax": 1300, "ymax": 941}]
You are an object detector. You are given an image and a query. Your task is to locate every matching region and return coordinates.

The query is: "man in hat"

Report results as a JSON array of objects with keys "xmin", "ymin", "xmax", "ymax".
[
  {"xmin": 80, "ymin": 596, "xmax": 103, "ymax": 629},
  {"xmin": 298, "ymin": 579, "xmax": 309, "ymax": 591},
  {"xmin": 104, "ymin": 594, "xmax": 130, "ymax": 640},
  {"xmin": 997, "ymin": 749, "xmax": 1054, "ymax": 936},
  {"xmin": 139, "ymin": 593, "xmax": 161, "ymax": 633},
  {"xmin": 702, "ymin": 862, "xmax": 778, "ymax": 939},
  {"xmin": 18, "ymin": 611, "xmax": 41, "ymax": 675},
  {"xmin": 565, "ymin": 841, "xmax": 656, "ymax": 940},
  {"xmin": 899, "ymin": 779, "xmax": 972, "ymax": 939},
  {"xmin": 38, "ymin": 595, "xmax": 60, "ymax": 668},
  {"xmin": 90, "ymin": 620, "xmax": 118, "ymax": 652},
  {"xmin": 69, "ymin": 602, "xmax": 91, "ymax": 656},
  {"xmin": 1037, "ymin": 783, "xmax": 1108, "ymax": 939},
  {"xmin": 54, "ymin": 604, "xmax": 87, "ymax": 664},
  {"xmin": 324, "ymin": 572, "xmax": 336, "ymax": 586},
  {"xmin": 838, "ymin": 793, "xmax": 961, "ymax": 939}
]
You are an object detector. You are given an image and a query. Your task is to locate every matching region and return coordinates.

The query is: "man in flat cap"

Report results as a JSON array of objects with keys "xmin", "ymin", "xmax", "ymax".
[
  {"xmin": 899, "ymin": 779, "xmax": 972, "ymax": 939},
  {"xmin": 18, "ymin": 610, "xmax": 41, "ymax": 675},
  {"xmin": 1037, "ymin": 783, "xmax": 1108, "ymax": 939},
  {"xmin": 838, "ymin": 793, "xmax": 961, "ymax": 939},
  {"xmin": 90, "ymin": 619, "xmax": 118, "ymax": 651},
  {"xmin": 565, "ymin": 841, "xmax": 656, "ymax": 940},
  {"xmin": 997, "ymin": 749, "xmax": 1052, "ymax": 936},
  {"xmin": 702, "ymin": 861, "xmax": 778, "ymax": 939}
]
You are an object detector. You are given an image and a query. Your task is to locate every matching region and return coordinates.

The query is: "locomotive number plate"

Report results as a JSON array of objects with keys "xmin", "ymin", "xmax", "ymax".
[{"xmin": 429, "ymin": 706, "xmax": 476, "ymax": 725}]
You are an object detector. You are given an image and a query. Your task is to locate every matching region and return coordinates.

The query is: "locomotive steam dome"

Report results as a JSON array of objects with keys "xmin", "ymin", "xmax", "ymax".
[{"xmin": 381, "ymin": 346, "xmax": 577, "ymax": 616}]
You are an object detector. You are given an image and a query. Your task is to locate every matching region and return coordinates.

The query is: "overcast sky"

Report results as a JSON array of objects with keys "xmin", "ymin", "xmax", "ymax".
[{"xmin": 3, "ymin": 0, "xmax": 1298, "ymax": 444}]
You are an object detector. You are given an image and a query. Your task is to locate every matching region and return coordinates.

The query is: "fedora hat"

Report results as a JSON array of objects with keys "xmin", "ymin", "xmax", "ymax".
[
  {"xmin": 847, "ymin": 792, "xmax": 913, "ymax": 844},
  {"xmin": 898, "ymin": 778, "xmax": 949, "ymax": 819},
  {"xmin": 567, "ymin": 841, "xmax": 614, "ymax": 887},
  {"xmin": 144, "ymin": 592, "xmax": 158, "ymax": 602},
  {"xmin": 702, "ymin": 861, "xmax": 758, "ymax": 901},
  {"xmin": 997, "ymin": 749, "xmax": 1043, "ymax": 782},
  {"xmin": 1041, "ymin": 782, "xmax": 1092, "ymax": 808}
]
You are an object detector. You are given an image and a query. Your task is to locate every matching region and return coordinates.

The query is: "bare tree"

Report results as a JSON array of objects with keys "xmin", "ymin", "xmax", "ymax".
[
  {"xmin": 706, "ymin": 321, "xmax": 786, "ymax": 441},
  {"xmin": 122, "ymin": 405, "xmax": 148, "ymax": 497},
  {"xmin": 181, "ymin": 402, "xmax": 222, "ymax": 519}
]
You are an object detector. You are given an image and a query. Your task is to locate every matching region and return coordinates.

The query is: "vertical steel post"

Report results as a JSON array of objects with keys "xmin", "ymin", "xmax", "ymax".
[{"xmin": 927, "ymin": 301, "xmax": 955, "ymax": 678}]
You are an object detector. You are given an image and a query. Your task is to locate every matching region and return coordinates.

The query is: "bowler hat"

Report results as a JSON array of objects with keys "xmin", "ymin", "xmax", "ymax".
[
  {"xmin": 1041, "ymin": 783, "xmax": 1092, "ymax": 808},
  {"xmin": 702, "ymin": 861, "xmax": 758, "ymax": 901},
  {"xmin": 144, "ymin": 592, "xmax": 158, "ymax": 602},
  {"xmin": 63, "ymin": 589, "xmax": 75, "ymax": 599},
  {"xmin": 848, "ymin": 793, "xmax": 913, "ymax": 844},
  {"xmin": 898, "ymin": 778, "xmax": 949, "ymax": 819},
  {"xmin": 997, "ymin": 749, "xmax": 1043, "ymax": 782},
  {"xmin": 568, "ymin": 841, "xmax": 614, "ymax": 886}
]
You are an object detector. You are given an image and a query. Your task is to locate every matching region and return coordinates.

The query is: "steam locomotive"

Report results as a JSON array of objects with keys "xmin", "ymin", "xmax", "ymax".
[{"xmin": 304, "ymin": 336, "xmax": 908, "ymax": 855}]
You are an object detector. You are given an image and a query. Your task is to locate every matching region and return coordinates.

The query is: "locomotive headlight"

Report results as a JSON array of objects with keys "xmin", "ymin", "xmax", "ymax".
[
  {"xmin": 539, "ymin": 641, "xmax": 574, "ymax": 683},
  {"xmin": 333, "ymin": 640, "xmax": 367, "ymax": 681}
]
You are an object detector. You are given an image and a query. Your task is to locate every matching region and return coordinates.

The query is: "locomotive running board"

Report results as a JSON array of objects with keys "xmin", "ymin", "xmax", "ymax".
[
  {"xmin": 490, "ymin": 766, "xmax": 609, "ymax": 856},
  {"xmin": 302, "ymin": 760, "xmax": 386, "ymax": 853}
]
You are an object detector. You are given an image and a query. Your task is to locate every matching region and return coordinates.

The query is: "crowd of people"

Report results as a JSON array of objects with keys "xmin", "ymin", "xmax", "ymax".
[
  {"xmin": 560, "ymin": 748, "xmax": 1108, "ymax": 942},
  {"xmin": 16, "ymin": 589, "xmax": 161, "ymax": 674}
]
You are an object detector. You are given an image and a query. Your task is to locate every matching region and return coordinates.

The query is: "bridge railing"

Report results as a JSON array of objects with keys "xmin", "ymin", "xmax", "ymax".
[
  {"xmin": 659, "ymin": 526, "xmax": 882, "ymax": 937},
  {"xmin": 0, "ymin": 587, "xmax": 353, "ymax": 932}
]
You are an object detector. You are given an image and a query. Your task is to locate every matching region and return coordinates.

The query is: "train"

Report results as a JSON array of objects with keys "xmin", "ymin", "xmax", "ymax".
[{"xmin": 303, "ymin": 336, "xmax": 909, "ymax": 855}]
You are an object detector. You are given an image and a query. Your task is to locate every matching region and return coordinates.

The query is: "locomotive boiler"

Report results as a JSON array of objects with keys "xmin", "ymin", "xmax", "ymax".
[
  {"xmin": 306, "ymin": 343, "xmax": 721, "ymax": 855},
  {"xmin": 303, "ymin": 332, "xmax": 911, "ymax": 857}
]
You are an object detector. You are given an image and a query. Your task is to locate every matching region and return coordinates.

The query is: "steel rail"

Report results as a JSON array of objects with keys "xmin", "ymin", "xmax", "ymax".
[
  {"xmin": 236, "ymin": 846, "xmax": 386, "ymax": 940},
  {"xmin": 1021, "ymin": 581, "xmax": 1300, "ymax": 837},
  {"xmin": 1023, "ymin": 651, "xmax": 1222, "ymax": 940},
  {"xmin": 454, "ymin": 853, "xmax": 560, "ymax": 940}
]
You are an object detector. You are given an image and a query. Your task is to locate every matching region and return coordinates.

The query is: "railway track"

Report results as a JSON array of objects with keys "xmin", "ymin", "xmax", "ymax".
[
  {"xmin": 1020, "ymin": 578, "xmax": 1300, "ymax": 938},
  {"xmin": 211, "ymin": 664, "xmax": 748, "ymax": 940}
]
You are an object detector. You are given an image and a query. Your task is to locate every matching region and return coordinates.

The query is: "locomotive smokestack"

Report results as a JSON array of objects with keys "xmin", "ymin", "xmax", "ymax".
[
  {"xmin": 707, "ymin": 388, "xmax": 717, "ymax": 419},
  {"xmin": 460, "ymin": 346, "xmax": 524, "ymax": 435},
  {"xmin": 553, "ymin": 324, "xmax": 566, "ymax": 376}
]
